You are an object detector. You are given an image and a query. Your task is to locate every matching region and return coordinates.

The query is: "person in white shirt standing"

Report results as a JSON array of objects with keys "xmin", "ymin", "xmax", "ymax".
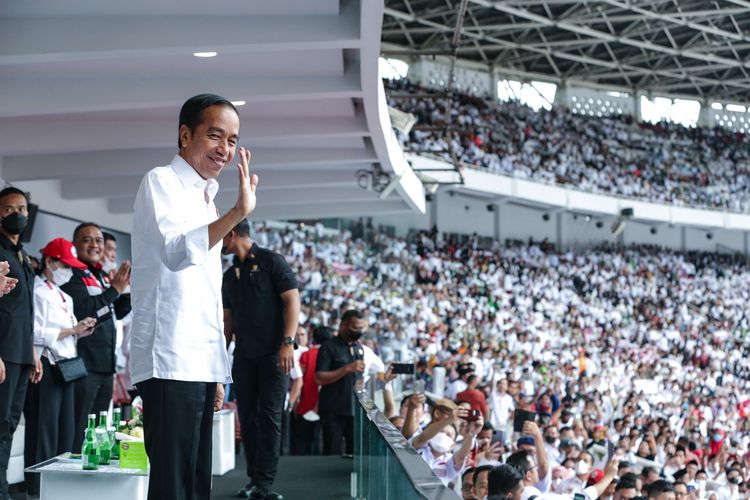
[
  {"xmin": 23, "ymin": 238, "xmax": 96, "ymax": 497},
  {"xmin": 129, "ymin": 94, "xmax": 258, "ymax": 500}
]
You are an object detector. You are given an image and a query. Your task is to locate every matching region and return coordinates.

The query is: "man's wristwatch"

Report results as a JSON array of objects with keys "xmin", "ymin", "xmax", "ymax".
[{"xmin": 282, "ymin": 337, "xmax": 294, "ymax": 347}]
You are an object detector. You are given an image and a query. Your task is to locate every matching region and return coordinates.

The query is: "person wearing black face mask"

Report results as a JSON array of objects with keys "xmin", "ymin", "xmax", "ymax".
[
  {"xmin": 718, "ymin": 467, "xmax": 742, "ymax": 499},
  {"xmin": 0, "ymin": 187, "xmax": 40, "ymax": 500},
  {"xmin": 315, "ymin": 309, "xmax": 366, "ymax": 456}
]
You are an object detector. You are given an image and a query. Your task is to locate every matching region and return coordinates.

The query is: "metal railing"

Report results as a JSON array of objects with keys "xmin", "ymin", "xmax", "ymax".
[{"xmin": 353, "ymin": 391, "xmax": 460, "ymax": 500}]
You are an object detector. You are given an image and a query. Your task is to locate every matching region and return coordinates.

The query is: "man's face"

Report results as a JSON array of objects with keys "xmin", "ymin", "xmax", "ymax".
[
  {"xmin": 461, "ymin": 471, "xmax": 475, "ymax": 500},
  {"xmin": 340, "ymin": 317, "xmax": 364, "ymax": 339},
  {"xmin": 508, "ymin": 381, "xmax": 520, "ymax": 396},
  {"xmin": 727, "ymin": 471, "xmax": 741, "ymax": 486},
  {"xmin": 104, "ymin": 239, "xmax": 117, "ymax": 263},
  {"xmin": 673, "ymin": 484, "xmax": 688, "ymax": 500},
  {"xmin": 474, "ymin": 469, "xmax": 489, "ymax": 500},
  {"xmin": 614, "ymin": 487, "xmax": 638, "ymax": 500},
  {"xmin": 477, "ymin": 429, "xmax": 492, "ymax": 442},
  {"xmin": 0, "ymin": 194, "xmax": 28, "ymax": 219},
  {"xmin": 545, "ymin": 428, "xmax": 559, "ymax": 443},
  {"xmin": 221, "ymin": 230, "xmax": 238, "ymax": 255},
  {"xmin": 75, "ymin": 226, "xmax": 104, "ymax": 266},
  {"xmin": 644, "ymin": 470, "xmax": 659, "ymax": 485},
  {"xmin": 686, "ymin": 464, "xmax": 698, "ymax": 479},
  {"xmin": 0, "ymin": 193, "xmax": 28, "ymax": 237},
  {"xmin": 552, "ymin": 468, "xmax": 567, "ymax": 481},
  {"xmin": 296, "ymin": 327, "xmax": 308, "ymax": 347},
  {"xmin": 179, "ymin": 104, "xmax": 239, "ymax": 180}
]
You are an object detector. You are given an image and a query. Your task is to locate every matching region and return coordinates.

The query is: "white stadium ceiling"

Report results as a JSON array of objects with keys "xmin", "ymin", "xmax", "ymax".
[{"xmin": 0, "ymin": 0, "xmax": 425, "ymax": 232}]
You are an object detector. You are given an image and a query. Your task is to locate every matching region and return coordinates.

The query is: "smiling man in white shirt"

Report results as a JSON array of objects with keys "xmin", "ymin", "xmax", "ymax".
[{"xmin": 129, "ymin": 93, "xmax": 258, "ymax": 500}]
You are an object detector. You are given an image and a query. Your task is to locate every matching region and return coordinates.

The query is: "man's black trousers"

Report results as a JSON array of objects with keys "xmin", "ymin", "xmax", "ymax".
[
  {"xmin": 233, "ymin": 353, "xmax": 289, "ymax": 495},
  {"xmin": 138, "ymin": 378, "xmax": 215, "ymax": 500},
  {"xmin": 320, "ymin": 413, "xmax": 354, "ymax": 456},
  {"xmin": 0, "ymin": 362, "xmax": 29, "ymax": 500},
  {"xmin": 291, "ymin": 413, "xmax": 322, "ymax": 455}
]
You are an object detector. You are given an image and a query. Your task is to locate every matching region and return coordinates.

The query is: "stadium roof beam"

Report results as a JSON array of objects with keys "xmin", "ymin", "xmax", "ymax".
[
  {"xmin": 383, "ymin": 0, "xmax": 750, "ymax": 102},
  {"xmin": 386, "ymin": 9, "xmax": 750, "ymax": 96},
  {"xmin": 383, "ymin": 0, "xmax": 750, "ymax": 103},
  {"xmin": 724, "ymin": 0, "xmax": 750, "ymax": 9},
  {"xmin": 468, "ymin": 1, "xmax": 750, "ymax": 71},
  {"xmin": 596, "ymin": 0, "xmax": 750, "ymax": 44}
]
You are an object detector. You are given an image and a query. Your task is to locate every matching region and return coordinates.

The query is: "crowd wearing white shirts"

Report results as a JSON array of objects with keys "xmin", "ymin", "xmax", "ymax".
[
  {"xmin": 386, "ymin": 78, "xmax": 750, "ymax": 213},
  {"xmin": 248, "ymin": 221, "xmax": 750, "ymax": 499}
]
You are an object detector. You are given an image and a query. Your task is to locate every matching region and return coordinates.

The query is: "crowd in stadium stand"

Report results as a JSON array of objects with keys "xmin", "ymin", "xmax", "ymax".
[
  {"xmin": 251, "ymin": 221, "xmax": 750, "ymax": 499},
  {"xmin": 385, "ymin": 78, "xmax": 750, "ymax": 214}
]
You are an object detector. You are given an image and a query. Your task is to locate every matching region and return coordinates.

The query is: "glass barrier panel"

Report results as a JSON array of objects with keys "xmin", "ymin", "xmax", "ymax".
[{"xmin": 354, "ymin": 391, "xmax": 460, "ymax": 500}]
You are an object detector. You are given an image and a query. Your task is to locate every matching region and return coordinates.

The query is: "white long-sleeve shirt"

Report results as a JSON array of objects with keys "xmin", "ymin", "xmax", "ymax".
[
  {"xmin": 129, "ymin": 155, "xmax": 231, "ymax": 385},
  {"xmin": 33, "ymin": 276, "xmax": 78, "ymax": 363}
]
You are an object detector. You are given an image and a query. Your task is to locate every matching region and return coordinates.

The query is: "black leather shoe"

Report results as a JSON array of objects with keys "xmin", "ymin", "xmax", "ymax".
[
  {"xmin": 249, "ymin": 486, "xmax": 284, "ymax": 500},
  {"xmin": 236, "ymin": 483, "xmax": 254, "ymax": 498}
]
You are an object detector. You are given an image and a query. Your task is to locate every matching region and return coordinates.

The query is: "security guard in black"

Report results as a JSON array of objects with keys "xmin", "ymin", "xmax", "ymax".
[
  {"xmin": 0, "ymin": 233, "xmax": 34, "ymax": 367},
  {"xmin": 221, "ymin": 227, "xmax": 300, "ymax": 498},
  {"xmin": 222, "ymin": 243, "xmax": 298, "ymax": 357},
  {"xmin": 0, "ymin": 188, "xmax": 35, "ymax": 499}
]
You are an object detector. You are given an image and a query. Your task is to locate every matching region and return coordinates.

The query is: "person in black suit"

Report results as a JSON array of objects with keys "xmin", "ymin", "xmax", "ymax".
[
  {"xmin": 61, "ymin": 222, "xmax": 131, "ymax": 452},
  {"xmin": 0, "ymin": 187, "xmax": 41, "ymax": 500}
]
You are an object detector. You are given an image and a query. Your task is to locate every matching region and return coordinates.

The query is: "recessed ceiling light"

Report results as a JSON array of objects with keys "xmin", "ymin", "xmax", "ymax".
[
  {"xmin": 193, "ymin": 51, "xmax": 217, "ymax": 58},
  {"xmin": 231, "ymin": 101, "xmax": 246, "ymax": 106}
]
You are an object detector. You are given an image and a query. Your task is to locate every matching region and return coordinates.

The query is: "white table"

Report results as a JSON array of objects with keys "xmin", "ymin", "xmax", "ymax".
[
  {"xmin": 24, "ymin": 409, "xmax": 234, "ymax": 499},
  {"xmin": 26, "ymin": 454, "xmax": 148, "ymax": 500}
]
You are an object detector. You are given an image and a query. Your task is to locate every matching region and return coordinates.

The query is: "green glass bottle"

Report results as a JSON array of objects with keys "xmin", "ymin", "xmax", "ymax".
[
  {"xmin": 110, "ymin": 407, "xmax": 121, "ymax": 460},
  {"xmin": 108, "ymin": 426, "xmax": 118, "ymax": 460},
  {"xmin": 96, "ymin": 411, "xmax": 111, "ymax": 465},
  {"xmin": 112, "ymin": 408, "xmax": 121, "ymax": 429},
  {"xmin": 81, "ymin": 414, "xmax": 99, "ymax": 470}
]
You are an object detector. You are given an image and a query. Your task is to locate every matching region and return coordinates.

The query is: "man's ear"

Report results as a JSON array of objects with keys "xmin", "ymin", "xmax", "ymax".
[{"xmin": 178, "ymin": 124, "xmax": 191, "ymax": 149}]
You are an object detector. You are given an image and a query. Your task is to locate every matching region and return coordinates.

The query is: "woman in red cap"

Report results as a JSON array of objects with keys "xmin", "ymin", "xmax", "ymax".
[{"xmin": 22, "ymin": 238, "xmax": 97, "ymax": 496}]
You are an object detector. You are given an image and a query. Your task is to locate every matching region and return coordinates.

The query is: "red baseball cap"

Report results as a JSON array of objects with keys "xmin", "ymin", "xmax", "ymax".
[
  {"xmin": 586, "ymin": 469, "xmax": 605, "ymax": 486},
  {"xmin": 41, "ymin": 238, "xmax": 87, "ymax": 270}
]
